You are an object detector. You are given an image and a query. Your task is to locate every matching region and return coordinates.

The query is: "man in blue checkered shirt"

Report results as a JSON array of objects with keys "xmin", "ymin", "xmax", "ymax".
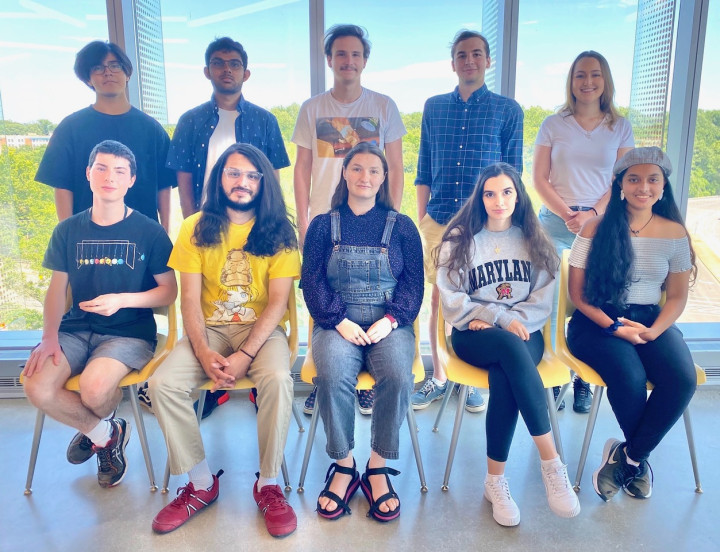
[{"xmin": 412, "ymin": 30, "xmax": 524, "ymax": 413}]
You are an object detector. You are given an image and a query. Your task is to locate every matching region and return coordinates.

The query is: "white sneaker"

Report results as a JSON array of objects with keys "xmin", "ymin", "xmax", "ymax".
[
  {"xmin": 541, "ymin": 457, "xmax": 581, "ymax": 518},
  {"xmin": 484, "ymin": 474, "xmax": 521, "ymax": 526}
]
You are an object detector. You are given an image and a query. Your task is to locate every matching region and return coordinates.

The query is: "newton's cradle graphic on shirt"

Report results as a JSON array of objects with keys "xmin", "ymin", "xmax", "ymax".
[{"xmin": 76, "ymin": 240, "xmax": 142, "ymax": 269}]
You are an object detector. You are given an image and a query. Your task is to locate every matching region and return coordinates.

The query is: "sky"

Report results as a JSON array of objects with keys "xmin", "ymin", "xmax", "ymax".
[{"xmin": 0, "ymin": 0, "xmax": 718, "ymax": 125}]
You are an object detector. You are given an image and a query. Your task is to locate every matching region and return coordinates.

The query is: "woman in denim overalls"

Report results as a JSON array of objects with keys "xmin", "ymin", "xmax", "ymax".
[{"xmin": 302, "ymin": 143, "xmax": 424, "ymax": 522}]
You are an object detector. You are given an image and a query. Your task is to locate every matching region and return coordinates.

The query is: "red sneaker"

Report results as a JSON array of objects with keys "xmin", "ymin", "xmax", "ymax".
[
  {"xmin": 253, "ymin": 478, "xmax": 297, "ymax": 538},
  {"xmin": 152, "ymin": 470, "xmax": 223, "ymax": 534}
]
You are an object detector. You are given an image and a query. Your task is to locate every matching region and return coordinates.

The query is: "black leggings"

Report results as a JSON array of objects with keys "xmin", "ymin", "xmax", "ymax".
[
  {"xmin": 567, "ymin": 304, "xmax": 696, "ymax": 462},
  {"xmin": 452, "ymin": 327, "xmax": 549, "ymax": 463}
]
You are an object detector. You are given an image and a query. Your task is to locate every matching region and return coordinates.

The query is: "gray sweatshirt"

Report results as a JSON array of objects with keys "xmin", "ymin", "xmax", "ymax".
[{"xmin": 437, "ymin": 225, "xmax": 555, "ymax": 333}]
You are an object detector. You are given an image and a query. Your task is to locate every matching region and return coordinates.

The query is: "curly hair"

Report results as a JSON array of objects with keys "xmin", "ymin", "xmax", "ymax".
[
  {"xmin": 584, "ymin": 171, "xmax": 697, "ymax": 309},
  {"xmin": 192, "ymin": 143, "xmax": 297, "ymax": 257},
  {"xmin": 437, "ymin": 163, "xmax": 559, "ymax": 286}
]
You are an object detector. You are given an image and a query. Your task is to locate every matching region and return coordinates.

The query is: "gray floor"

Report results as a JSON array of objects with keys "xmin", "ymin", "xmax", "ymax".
[{"xmin": 2, "ymin": 385, "xmax": 718, "ymax": 552}]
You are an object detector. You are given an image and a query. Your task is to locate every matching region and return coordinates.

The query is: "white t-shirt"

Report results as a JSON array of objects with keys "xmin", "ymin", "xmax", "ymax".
[
  {"xmin": 202, "ymin": 108, "xmax": 239, "ymax": 204},
  {"xmin": 535, "ymin": 112, "xmax": 634, "ymax": 207},
  {"xmin": 291, "ymin": 88, "xmax": 406, "ymax": 220}
]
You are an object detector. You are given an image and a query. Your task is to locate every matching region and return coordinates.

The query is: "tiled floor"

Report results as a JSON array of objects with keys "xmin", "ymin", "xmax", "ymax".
[{"xmin": 2, "ymin": 385, "xmax": 718, "ymax": 552}]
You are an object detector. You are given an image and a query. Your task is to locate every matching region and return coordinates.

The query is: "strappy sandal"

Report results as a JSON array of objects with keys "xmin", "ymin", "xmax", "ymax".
[
  {"xmin": 360, "ymin": 463, "xmax": 401, "ymax": 522},
  {"xmin": 317, "ymin": 460, "xmax": 361, "ymax": 520}
]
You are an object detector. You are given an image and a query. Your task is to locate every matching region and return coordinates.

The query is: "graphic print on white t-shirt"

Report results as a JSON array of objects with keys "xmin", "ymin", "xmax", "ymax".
[{"xmin": 314, "ymin": 117, "xmax": 381, "ymax": 158}]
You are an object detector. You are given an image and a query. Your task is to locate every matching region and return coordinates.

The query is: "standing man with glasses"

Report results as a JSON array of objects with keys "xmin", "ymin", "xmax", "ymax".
[
  {"xmin": 35, "ymin": 41, "xmax": 174, "ymax": 230},
  {"xmin": 412, "ymin": 30, "xmax": 524, "ymax": 413},
  {"xmin": 141, "ymin": 37, "xmax": 291, "ymax": 418}
]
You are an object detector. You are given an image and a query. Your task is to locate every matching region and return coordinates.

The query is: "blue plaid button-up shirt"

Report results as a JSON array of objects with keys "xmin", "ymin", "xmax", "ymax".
[
  {"xmin": 167, "ymin": 95, "xmax": 290, "ymax": 210},
  {"xmin": 415, "ymin": 85, "xmax": 524, "ymax": 225}
]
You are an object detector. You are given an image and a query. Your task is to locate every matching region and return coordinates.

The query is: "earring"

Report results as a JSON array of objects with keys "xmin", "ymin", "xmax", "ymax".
[{"xmin": 620, "ymin": 190, "xmax": 625, "ymax": 201}]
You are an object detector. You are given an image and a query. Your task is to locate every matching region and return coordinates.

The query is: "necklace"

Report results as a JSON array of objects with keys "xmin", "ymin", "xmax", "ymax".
[
  {"xmin": 575, "ymin": 114, "xmax": 605, "ymax": 139},
  {"xmin": 630, "ymin": 213, "xmax": 654, "ymax": 236}
]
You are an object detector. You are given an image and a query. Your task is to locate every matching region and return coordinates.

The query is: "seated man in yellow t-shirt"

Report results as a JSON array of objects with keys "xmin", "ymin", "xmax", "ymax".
[{"xmin": 148, "ymin": 144, "xmax": 300, "ymax": 538}]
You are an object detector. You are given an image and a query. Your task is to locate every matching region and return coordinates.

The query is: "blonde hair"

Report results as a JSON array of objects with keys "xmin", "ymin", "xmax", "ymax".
[{"xmin": 559, "ymin": 51, "xmax": 620, "ymax": 130}]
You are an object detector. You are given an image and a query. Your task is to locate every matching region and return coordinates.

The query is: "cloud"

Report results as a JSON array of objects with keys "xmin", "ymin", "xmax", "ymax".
[
  {"xmin": 162, "ymin": 16, "xmax": 188, "ymax": 23},
  {"xmin": 0, "ymin": 52, "xmax": 32, "ymax": 64},
  {"xmin": 187, "ymin": 0, "xmax": 301, "ymax": 27},
  {"xmin": 364, "ymin": 60, "xmax": 452, "ymax": 84},
  {"xmin": 18, "ymin": 0, "xmax": 86, "ymax": 28},
  {"xmin": 0, "ymin": 41, "xmax": 77, "ymax": 53},
  {"xmin": 544, "ymin": 62, "xmax": 571, "ymax": 76}
]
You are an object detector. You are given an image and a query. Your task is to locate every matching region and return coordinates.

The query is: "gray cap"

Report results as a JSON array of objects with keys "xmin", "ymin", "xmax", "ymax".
[{"xmin": 613, "ymin": 146, "xmax": 672, "ymax": 177}]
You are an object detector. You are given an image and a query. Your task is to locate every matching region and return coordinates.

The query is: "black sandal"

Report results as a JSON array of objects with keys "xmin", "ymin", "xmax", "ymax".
[
  {"xmin": 317, "ymin": 460, "xmax": 360, "ymax": 520},
  {"xmin": 360, "ymin": 462, "xmax": 401, "ymax": 522}
]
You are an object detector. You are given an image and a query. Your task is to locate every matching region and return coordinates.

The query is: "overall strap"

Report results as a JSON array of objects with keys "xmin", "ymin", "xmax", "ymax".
[
  {"xmin": 330, "ymin": 210, "xmax": 341, "ymax": 247},
  {"xmin": 380, "ymin": 211, "xmax": 399, "ymax": 249}
]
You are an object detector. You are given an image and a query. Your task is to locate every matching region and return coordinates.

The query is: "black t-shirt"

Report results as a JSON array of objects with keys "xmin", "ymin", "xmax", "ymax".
[
  {"xmin": 35, "ymin": 106, "xmax": 174, "ymax": 221},
  {"xmin": 43, "ymin": 209, "xmax": 173, "ymax": 342}
]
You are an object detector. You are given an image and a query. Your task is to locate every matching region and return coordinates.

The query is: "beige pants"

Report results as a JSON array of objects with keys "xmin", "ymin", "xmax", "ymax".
[
  {"xmin": 148, "ymin": 324, "xmax": 293, "ymax": 478},
  {"xmin": 418, "ymin": 213, "xmax": 448, "ymax": 284}
]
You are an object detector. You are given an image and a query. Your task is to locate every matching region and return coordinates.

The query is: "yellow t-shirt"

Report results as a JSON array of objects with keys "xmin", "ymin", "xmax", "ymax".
[{"xmin": 169, "ymin": 213, "xmax": 300, "ymax": 326}]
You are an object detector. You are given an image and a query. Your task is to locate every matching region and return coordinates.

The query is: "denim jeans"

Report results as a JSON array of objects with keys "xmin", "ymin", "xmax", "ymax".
[{"xmin": 312, "ymin": 324, "xmax": 415, "ymax": 460}]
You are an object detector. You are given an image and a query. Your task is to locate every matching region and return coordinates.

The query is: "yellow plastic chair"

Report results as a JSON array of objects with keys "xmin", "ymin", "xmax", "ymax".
[
  {"xmin": 555, "ymin": 251, "xmax": 705, "ymax": 493},
  {"xmin": 296, "ymin": 318, "xmax": 428, "ymax": 493},
  {"xmin": 161, "ymin": 291, "xmax": 300, "ymax": 493},
  {"xmin": 22, "ymin": 304, "xmax": 178, "ymax": 494},
  {"xmin": 434, "ymin": 303, "xmax": 571, "ymax": 490}
]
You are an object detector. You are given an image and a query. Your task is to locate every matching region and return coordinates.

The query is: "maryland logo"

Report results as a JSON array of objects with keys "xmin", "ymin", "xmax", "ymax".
[{"xmin": 496, "ymin": 282, "xmax": 513, "ymax": 300}]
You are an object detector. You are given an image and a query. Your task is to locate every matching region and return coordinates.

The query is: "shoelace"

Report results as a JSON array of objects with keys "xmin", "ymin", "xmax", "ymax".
[
  {"xmin": 96, "ymin": 446, "xmax": 113, "ymax": 471},
  {"xmin": 260, "ymin": 488, "xmax": 288, "ymax": 511},
  {"xmin": 544, "ymin": 464, "xmax": 572, "ymax": 495},
  {"xmin": 420, "ymin": 380, "xmax": 438, "ymax": 396},
  {"xmin": 574, "ymin": 382, "xmax": 592, "ymax": 400},
  {"xmin": 487, "ymin": 477, "xmax": 513, "ymax": 503}
]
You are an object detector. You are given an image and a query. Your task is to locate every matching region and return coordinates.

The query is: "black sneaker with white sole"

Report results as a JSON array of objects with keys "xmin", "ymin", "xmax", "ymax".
[
  {"xmin": 67, "ymin": 432, "xmax": 95, "ymax": 465},
  {"xmin": 624, "ymin": 459, "xmax": 653, "ymax": 499},
  {"xmin": 93, "ymin": 418, "xmax": 130, "ymax": 488},
  {"xmin": 592, "ymin": 438, "xmax": 638, "ymax": 502}
]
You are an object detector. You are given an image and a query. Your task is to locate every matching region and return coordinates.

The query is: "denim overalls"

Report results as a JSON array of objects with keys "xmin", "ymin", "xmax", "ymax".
[{"xmin": 326, "ymin": 209, "xmax": 398, "ymax": 328}]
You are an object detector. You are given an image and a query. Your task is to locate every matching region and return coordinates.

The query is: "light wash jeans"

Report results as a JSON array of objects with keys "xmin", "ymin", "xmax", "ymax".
[{"xmin": 312, "ymin": 324, "xmax": 415, "ymax": 460}]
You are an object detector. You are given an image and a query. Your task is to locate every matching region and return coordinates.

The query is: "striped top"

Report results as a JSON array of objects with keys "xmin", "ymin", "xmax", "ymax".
[{"xmin": 569, "ymin": 235, "xmax": 691, "ymax": 305}]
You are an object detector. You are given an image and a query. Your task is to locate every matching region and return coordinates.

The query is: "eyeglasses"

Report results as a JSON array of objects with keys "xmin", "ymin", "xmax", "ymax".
[
  {"xmin": 223, "ymin": 168, "xmax": 263, "ymax": 182},
  {"xmin": 90, "ymin": 61, "xmax": 124, "ymax": 75},
  {"xmin": 209, "ymin": 59, "xmax": 244, "ymax": 71}
]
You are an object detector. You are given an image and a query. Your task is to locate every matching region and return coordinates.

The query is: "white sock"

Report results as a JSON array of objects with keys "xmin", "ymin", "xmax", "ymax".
[
  {"xmin": 188, "ymin": 459, "xmax": 214, "ymax": 490},
  {"xmin": 86, "ymin": 420, "xmax": 112, "ymax": 447},
  {"xmin": 541, "ymin": 456, "xmax": 563, "ymax": 469},
  {"xmin": 432, "ymin": 377, "xmax": 447, "ymax": 388},
  {"xmin": 258, "ymin": 475, "xmax": 277, "ymax": 489},
  {"xmin": 625, "ymin": 449, "xmax": 640, "ymax": 467}
]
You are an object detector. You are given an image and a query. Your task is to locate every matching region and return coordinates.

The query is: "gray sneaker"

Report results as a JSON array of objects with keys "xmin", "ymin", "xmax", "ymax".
[
  {"xmin": 465, "ymin": 386, "xmax": 487, "ymax": 413},
  {"xmin": 592, "ymin": 438, "xmax": 639, "ymax": 502},
  {"xmin": 624, "ymin": 459, "xmax": 653, "ymax": 499},
  {"xmin": 411, "ymin": 379, "xmax": 447, "ymax": 410},
  {"xmin": 66, "ymin": 431, "xmax": 95, "ymax": 465}
]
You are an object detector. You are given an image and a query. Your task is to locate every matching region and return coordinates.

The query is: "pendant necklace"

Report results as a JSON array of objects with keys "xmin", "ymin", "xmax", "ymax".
[{"xmin": 630, "ymin": 214, "xmax": 654, "ymax": 236}]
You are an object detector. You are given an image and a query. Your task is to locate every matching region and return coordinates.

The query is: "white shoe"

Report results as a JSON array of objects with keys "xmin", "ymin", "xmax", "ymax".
[
  {"xmin": 484, "ymin": 474, "xmax": 521, "ymax": 526},
  {"xmin": 541, "ymin": 457, "xmax": 581, "ymax": 518}
]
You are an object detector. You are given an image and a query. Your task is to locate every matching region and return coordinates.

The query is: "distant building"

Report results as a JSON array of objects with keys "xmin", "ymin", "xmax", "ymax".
[{"xmin": 0, "ymin": 135, "xmax": 51, "ymax": 153}]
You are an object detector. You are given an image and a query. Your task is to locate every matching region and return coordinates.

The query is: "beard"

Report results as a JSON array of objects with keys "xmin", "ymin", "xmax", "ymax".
[{"xmin": 221, "ymin": 188, "xmax": 258, "ymax": 212}]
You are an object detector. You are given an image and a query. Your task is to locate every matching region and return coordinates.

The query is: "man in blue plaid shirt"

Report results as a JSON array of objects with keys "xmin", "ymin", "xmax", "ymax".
[{"xmin": 412, "ymin": 30, "xmax": 524, "ymax": 413}]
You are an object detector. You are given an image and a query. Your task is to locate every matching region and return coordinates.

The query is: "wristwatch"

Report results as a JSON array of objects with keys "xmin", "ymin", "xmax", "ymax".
[
  {"xmin": 384, "ymin": 314, "xmax": 398, "ymax": 329},
  {"xmin": 603, "ymin": 319, "xmax": 624, "ymax": 335}
]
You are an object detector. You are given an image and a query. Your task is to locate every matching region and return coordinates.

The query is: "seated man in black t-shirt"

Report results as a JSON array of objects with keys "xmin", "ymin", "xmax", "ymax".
[{"xmin": 23, "ymin": 140, "xmax": 177, "ymax": 488}]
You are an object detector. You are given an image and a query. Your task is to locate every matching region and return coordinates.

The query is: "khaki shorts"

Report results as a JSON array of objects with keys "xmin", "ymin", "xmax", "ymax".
[{"xmin": 418, "ymin": 214, "xmax": 447, "ymax": 284}]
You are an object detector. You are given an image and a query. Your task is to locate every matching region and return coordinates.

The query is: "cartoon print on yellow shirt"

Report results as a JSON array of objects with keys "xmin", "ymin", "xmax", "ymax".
[{"xmin": 208, "ymin": 249, "xmax": 257, "ymax": 323}]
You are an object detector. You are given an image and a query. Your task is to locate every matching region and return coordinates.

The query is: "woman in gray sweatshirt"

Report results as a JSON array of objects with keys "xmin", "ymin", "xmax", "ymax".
[{"xmin": 436, "ymin": 162, "xmax": 579, "ymax": 527}]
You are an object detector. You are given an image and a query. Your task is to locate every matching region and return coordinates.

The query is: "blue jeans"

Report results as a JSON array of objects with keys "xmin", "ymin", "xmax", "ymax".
[{"xmin": 312, "ymin": 325, "xmax": 415, "ymax": 460}]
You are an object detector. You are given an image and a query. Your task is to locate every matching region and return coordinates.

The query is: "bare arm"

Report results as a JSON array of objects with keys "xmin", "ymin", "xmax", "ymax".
[
  {"xmin": 532, "ymin": 145, "xmax": 570, "ymax": 220},
  {"xmin": 157, "ymin": 187, "xmax": 171, "ymax": 232},
  {"xmin": 641, "ymin": 269, "xmax": 690, "ymax": 341},
  {"xmin": 385, "ymin": 139, "xmax": 404, "ymax": 210},
  {"xmin": 293, "ymin": 146, "xmax": 313, "ymax": 250},
  {"xmin": 177, "ymin": 171, "xmax": 197, "ymax": 219},
  {"xmin": 22, "ymin": 271, "xmax": 69, "ymax": 377},
  {"xmin": 78, "ymin": 270, "xmax": 178, "ymax": 316},
  {"xmin": 416, "ymin": 184, "xmax": 431, "ymax": 220},
  {"xmin": 54, "ymin": 189, "xmax": 74, "ymax": 221}
]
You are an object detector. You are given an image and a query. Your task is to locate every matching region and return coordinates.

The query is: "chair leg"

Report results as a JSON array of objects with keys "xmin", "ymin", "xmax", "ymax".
[
  {"xmin": 162, "ymin": 459, "xmax": 171, "ymax": 494},
  {"xmin": 406, "ymin": 406, "xmax": 428, "ymax": 492},
  {"xmin": 573, "ymin": 385, "xmax": 604, "ymax": 492},
  {"xmin": 432, "ymin": 381, "xmax": 455, "ymax": 432},
  {"xmin": 292, "ymin": 401, "xmax": 305, "ymax": 432},
  {"xmin": 281, "ymin": 455, "xmax": 292, "ymax": 492},
  {"xmin": 545, "ymin": 387, "xmax": 565, "ymax": 464},
  {"xmin": 24, "ymin": 409, "xmax": 46, "ymax": 495},
  {"xmin": 441, "ymin": 385, "xmax": 468, "ymax": 491},
  {"xmin": 195, "ymin": 390, "xmax": 206, "ymax": 423},
  {"xmin": 683, "ymin": 407, "xmax": 702, "ymax": 493},
  {"xmin": 128, "ymin": 383, "xmax": 157, "ymax": 492},
  {"xmin": 297, "ymin": 398, "xmax": 321, "ymax": 492}
]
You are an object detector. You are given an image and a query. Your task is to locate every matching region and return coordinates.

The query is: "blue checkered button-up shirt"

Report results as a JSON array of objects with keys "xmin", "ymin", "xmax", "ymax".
[
  {"xmin": 415, "ymin": 85, "xmax": 524, "ymax": 225},
  {"xmin": 166, "ymin": 95, "xmax": 290, "ymax": 210}
]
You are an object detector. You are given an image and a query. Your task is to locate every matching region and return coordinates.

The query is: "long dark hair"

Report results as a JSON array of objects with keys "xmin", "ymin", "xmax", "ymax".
[
  {"xmin": 330, "ymin": 142, "xmax": 394, "ymax": 211},
  {"xmin": 192, "ymin": 143, "xmax": 297, "ymax": 256},
  {"xmin": 584, "ymin": 171, "xmax": 697, "ymax": 309},
  {"xmin": 436, "ymin": 163, "xmax": 559, "ymax": 284}
]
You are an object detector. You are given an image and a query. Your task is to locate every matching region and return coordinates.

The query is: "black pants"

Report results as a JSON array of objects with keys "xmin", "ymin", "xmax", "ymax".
[
  {"xmin": 452, "ymin": 327, "xmax": 548, "ymax": 463},
  {"xmin": 567, "ymin": 304, "xmax": 696, "ymax": 462}
]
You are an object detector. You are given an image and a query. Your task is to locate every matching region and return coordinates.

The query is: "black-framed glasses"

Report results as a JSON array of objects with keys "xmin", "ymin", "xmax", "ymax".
[
  {"xmin": 209, "ymin": 59, "xmax": 244, "ymax": 71},
  {"xmin": 90, "ymin": 61, "xmax": 124, "ymax": 75},
  {"xmin": 223, "ymin": 168, "xmax": 262, "ymax": 182}
]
